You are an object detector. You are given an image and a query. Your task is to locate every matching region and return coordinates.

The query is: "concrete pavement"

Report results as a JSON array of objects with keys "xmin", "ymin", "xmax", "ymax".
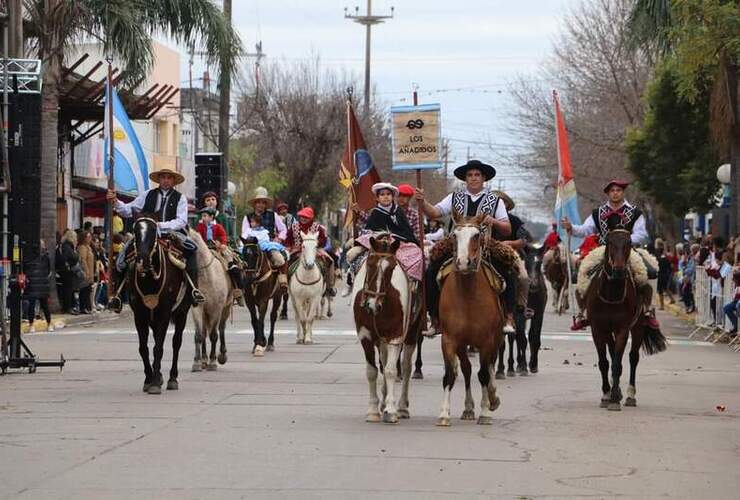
[{"xmin": 1, "ymin": 294, "xmax": 739, "ymax": 499}]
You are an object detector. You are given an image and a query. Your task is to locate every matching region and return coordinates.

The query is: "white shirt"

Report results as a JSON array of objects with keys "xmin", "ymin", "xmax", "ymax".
[
  {"xmin": 426, "ymin": 227, "xmax": 445, "ymax": 242},
  {"xmin": 569, "ymin": 201, "xmax": 648, "ymax": 246},
  {"xmin": 241, "ymin": 212, "xmax": 287, "ymax": 241},
  {"xmin": 242, "ymin": 226, "xmax": 270, "ymax": 244},
  {"xmin": 434, "ymin": 189, "xmax": 509, "ymax": 221},
  {"xmin": 707, "ymin": 254, "xmax": 732, "ymax": 297},
  {"xmin": 114, "ymin": 188, "xmax": 188, "ymax": 233}
]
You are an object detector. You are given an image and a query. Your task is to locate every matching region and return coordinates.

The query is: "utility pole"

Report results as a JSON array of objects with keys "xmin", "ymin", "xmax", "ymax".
[
  {"xmin": 344, "ymin": 1, "xmax": 394, "ymax": 115},
  {"xmin": 8, "ymin": 0, "xmax": 22, "ymax": 58},
  {"xmin": 218, "ymin": 0, "xmax": 232, "ymax": 163}
]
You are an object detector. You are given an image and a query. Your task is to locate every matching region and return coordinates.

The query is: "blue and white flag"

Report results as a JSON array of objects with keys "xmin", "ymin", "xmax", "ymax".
[{"xmin": 104, "ymin": 83, "xmax": 149, "ymax": 193}]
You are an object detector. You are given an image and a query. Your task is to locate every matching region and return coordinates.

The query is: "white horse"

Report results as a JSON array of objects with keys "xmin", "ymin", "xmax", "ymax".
[{"xmin": 289, "ymin": 231, "xmax": 325, "ymax": 345}]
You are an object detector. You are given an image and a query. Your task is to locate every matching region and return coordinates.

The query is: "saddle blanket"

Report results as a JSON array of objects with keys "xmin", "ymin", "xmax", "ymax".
[
  {"xmin": 355, "ymin": 234, "xmax": 423, "ymax": 281},
  {"xmin": 437, "ymin": 259, "xmax": 505, "ymax": 294},
  {"xmin": 577, "ymin": 246, "xmax": 658, "ymax": 296}
]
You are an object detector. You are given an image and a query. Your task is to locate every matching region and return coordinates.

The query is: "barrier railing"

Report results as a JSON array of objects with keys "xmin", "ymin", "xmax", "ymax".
[{"xmin": 689, "ymin": 265, "xmax": 740, "ymax": 350}]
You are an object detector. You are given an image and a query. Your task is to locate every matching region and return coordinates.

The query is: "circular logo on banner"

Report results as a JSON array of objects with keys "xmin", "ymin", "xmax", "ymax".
[{"xmin": 406, "ymin": 119, "xmax": 424, "ymax": 130}]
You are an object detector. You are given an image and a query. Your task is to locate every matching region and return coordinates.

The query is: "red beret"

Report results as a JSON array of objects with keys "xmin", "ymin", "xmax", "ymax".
[
  {"xmin": 603, "ymin": 179, "xmax": 629, "ymax": 193},
  {"xmin": 297, "ymin": 207, "xmax": 314, "ymax": 219},
  {"xmin": 397, "ymin": 184, "xmax": 415, "ymax": 197}
]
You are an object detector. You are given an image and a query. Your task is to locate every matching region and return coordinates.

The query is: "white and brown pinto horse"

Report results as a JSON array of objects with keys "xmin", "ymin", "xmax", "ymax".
[
  {"xmin": 352, "ymin": 235, "xmax": 422, "ymax": 424},
  {"xmin": 437, "ymin": 212, "xmax": 505, "ymax": 426},
  {"xmin": 289, "ymin": 231, "xmax": 325, "ymax": 345}
]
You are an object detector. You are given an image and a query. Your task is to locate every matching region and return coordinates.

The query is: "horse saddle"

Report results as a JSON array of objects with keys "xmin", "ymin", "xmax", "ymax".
[
  {"xmin": 437, "ymin": 259, "xmax": 505, "ymax": 294},
  {"xmin": 288, "ymin": 255, "xmax": 328, "ymax": 277}
]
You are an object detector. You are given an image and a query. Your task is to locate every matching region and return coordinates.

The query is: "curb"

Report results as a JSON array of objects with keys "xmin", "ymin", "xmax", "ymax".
[{"xmin": 23, "ymin": 308, "xmax": 132, "ymax": 334}]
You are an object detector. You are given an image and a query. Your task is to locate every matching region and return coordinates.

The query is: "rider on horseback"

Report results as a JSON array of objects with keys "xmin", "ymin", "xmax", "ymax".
[
  {"xmin": 415, "ymin": 159, "xmax": 516, "ymax": 337},
  {"xmin": 196, "ymin": 207, "xmax": 245, "ymax": 305},
  {"xmin": 495, "ymin": 191, "xmax": 533, "ymax": 322},
  {"xmin": 561, "ymin": 179, "xmax": 659, "ymax": 331},
  {"xmin": 241, "ymin": 187, "xmax": 289, "ymax": 290},
  {"xmin": 106, "ymin": 168, "xmax": 205, "ymax": 313},
  {"xmin": 285, "ymin": 207, "xmax": 337, "ymax": 296}
]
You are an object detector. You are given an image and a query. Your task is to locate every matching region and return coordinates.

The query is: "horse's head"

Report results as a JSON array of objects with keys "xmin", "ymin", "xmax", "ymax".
[
  {"xmin": 133, "ymin": 214, "xmax": 159, "ymax": 275},
  {"xmin": 300, "ymin": 231, "xmax": 319, "ymax": 269},
  {"xmin": 452, "ymin": 211, "xmax": 484, "ymax": 273},
  {"xmin": 605, "ymin": 229, "xmax": 632, "ymax": 279},
  {"xmin": 241, "ymin": 236, "xmax": 262, "ymax": 281},
  {"xmin": 361, "ymin": 235, "xmax": 400, "ymax": 314}
]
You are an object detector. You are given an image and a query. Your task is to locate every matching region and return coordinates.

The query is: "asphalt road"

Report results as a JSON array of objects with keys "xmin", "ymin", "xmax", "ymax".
[{"xmin": 1, "ymin": 290, "xmax": 739, "ymax": 499}]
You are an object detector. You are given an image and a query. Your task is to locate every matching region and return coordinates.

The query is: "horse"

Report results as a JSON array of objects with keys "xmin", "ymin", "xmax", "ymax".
[
  {"xmin": 289, "ymin": 231, "xmax": 325, "ymax": 345},
  {"xmin": 241, "ymin": 237, "xmax": 281, "ymax": 356},
  {"xmin": 352, "ymin": 235, "xmax": 422, "ymax": 424},
  {"xmin": 584, "ymin": 229, "xmax": 667, "ymax": 410},
  {"xmin": 437, "ymin": 212, "xmax": 505, "ymax": 426},
  {"xmin": 544, "ymin": 243, "xmax": 570, "ymax": 314},
  {"xmin": 496, "ymin": 244, "xmax": 547, "ymax": 377},
  {"xmin": 190, "ymin": 231, "xmax": 232, "ymax": 372},
  {"xmin": 128, "ymin": 215, "xmax": 190, "ymax": 394}
]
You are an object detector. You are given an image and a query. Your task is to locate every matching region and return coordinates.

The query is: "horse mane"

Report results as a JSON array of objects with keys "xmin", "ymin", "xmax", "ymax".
[{"xmin": 188, "ymin": 228, "xmax": 210, "ymax": 255}]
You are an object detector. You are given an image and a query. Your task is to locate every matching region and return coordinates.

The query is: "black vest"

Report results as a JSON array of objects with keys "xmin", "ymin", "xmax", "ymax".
[
  {"xmin": 448, "ymin": 190, "xmax": 500, "ymax": 233},
  {"xmin": 247, "ymin": 210, "xmax": 277, "ymax": 239},
  {"xmin": 592, "ymin": 202, "xmax": 643, "ymax": 245},
  {"xmin": 142, "ymin": 188, "xmax": 182, "ymax": 223}
]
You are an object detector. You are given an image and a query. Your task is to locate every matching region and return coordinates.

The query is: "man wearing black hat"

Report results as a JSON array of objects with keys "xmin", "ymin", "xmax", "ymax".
[
  {"xmin": 562, "ymin": 179, "xmax": 656, "ymax": 330},
  {"xmin": 416, "ymin": 159, "xmax": 513, "ymax": 336}
]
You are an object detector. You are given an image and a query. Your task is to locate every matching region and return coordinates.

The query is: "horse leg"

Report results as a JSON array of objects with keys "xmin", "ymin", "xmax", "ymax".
[
  {"xmin": 305, "ymin": 297, "xmax": 319, "ymax": 345},
  {"xmin": 360, "ymin": 333, "xmax": 381, "ymax": 422},
  {"xmin": 625, "ymin": 330, "xmax": 641, "ymax": 407},
  {"xmin": 192, "ymin": 326, "xmax": 203, "ymax": 372},
  {"xmin": 280, "ymin": 292, "xmax": 289, "ymax": 320},
  {"xmin": 397, "ymin": 342, "xmax": 415, "ymax": 419},
  {"xmin": 595, "ymin": 335, "xmax": 611, "ymax": 407},
  {"xmin": 135, "ymin": 316, "xmax": 153, "ymax": 392},
  {"xmin": 413, "ymin": 334, "xmax": 424, "ymax": 379},
  {"xmin": 217, "ymin": 315, "xmax": 228, "ymax": 364},
  {"xmin": 477, "ymin": 343, "xmax": 498, "ymax": 425},
  {"xmin": 247, "ymin": 302, "xmax": 262, "ymax": 352},
  {"xmin": 458, "ymin": 344, "xmax": 475, "ymax": 420},
  {"xmin": 608, "ymin": 331, "xmax": 628, "ymax": 411},
  {"xmin": 495, "ymin": 341, "xmax": 506, "ymax": 379},
  {"xmin": 506, "ymin": 333, "xmax": 516, "ymax": 377},
  {"xmin": 292, "ymin": 296, "xmax": 305, "ymax": 344},
  {"xmin": 148, "ymin": 321, "xmax": 166, "ymax": 395},
  {"xmin": 436, "ymin": 335, "xmax": 458, "ymax": 426},
  {"xmin": 207, "ymin": 325, "xmax": 219, "ymax": 370},
  {"xmin": 326, "ymin": 295, "xmax": 333, "ymax": 318},
  {"xmin": 515, "ymin": 311, "xmax": 528, "ymax": 375},
  {"xmin": 378, "ymin": 343, "xmax": 389, "ymax": 412},
  {"xmin": 528, "ymin": 298, "xmax": 544, "ymax": 373},
  {"xmin": 266, "ymin": 297, "xmax": 279, "ymax": 352},
  {"xmin": 168, "ymin": 311, "xmax": 186, "ymax": 390}
]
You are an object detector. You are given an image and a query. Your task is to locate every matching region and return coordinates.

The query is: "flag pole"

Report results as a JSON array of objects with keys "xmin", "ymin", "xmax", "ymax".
[
  {"xmin": 106, "ymin": 56, "xmax": 115, "ymax": 299},
  {"xmin": 412, "ymin": 85, "xmax": 429, "ymax": 335},
  {"xmin": 346, "ymin": 88, "xmax": 358, "ymax": 240}
]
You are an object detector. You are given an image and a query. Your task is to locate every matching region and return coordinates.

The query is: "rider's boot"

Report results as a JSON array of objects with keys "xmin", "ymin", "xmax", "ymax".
[
  {"xmin": 341, "ymin": 272, "xmax": 354, "ymax": 297},
  {"xmin": 228, "ymin": 264, "xmax": 245, "ymax": 306},
  {"xmin": 186, "ymin": 253, "xmax": 205, "ymax": 306}
]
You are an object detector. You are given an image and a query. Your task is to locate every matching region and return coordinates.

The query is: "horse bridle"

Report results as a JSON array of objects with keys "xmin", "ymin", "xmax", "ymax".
[
  {"xmin": 132, "ymin": 217, "xmax": 168, "ymax": 311},
  {"xmin": 598, "ymin": 229, "xmax": 633, "ymax": 304},
  {"xmin": 361, "ymin": 251, "xmax": 396, "ymax": 304}
]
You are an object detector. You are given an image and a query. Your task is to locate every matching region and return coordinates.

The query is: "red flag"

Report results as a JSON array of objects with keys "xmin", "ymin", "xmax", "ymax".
[
  {"xmin": 553, "ymin": 90, "xmax": 573, "ymax": 184},
  {"xmin": 339, "ymin": 100, "xmax": 380, "ymax": 221}
]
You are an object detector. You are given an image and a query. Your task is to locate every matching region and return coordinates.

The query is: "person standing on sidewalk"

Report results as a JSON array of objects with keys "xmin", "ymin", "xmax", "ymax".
[
  {"xmin": 77, "ymin": 231, "xmax": 95, "ymax": 315},
  {"xmin": 24, "ymin": 239, "xmax": 54, "ymax": 332},
  {"xmin": 57, "ymin": 229, "xmax": 80, "ymax": 315}
]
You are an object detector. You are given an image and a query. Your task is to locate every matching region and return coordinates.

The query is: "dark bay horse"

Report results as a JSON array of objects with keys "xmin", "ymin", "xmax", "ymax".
[
  {"xmin": 129, "ymin": 216, "xmax": 190, "ymax": 394},
  {"xmin": 437, "ymin": 212, "xmax": 505, "ymax": 426},
  {"xmin": 352, "ymin": 236, "xmax": 422, "ymax": 424},
  {"xmin": 545, "ymin": 243, "xmax": 569, "ymax": 314},
  {"xmin": 241, "ymin": 238, "xmax": 281, "ymax": 356},
  {"xmin": 496, "ymin": 244, "xmax": 548, "ymax": 377},
  {"xmin": 585, "ymin": 230, "xmax": 667, "ymax": 410}
]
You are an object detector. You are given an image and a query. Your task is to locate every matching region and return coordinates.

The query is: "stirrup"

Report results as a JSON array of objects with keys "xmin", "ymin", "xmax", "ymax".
[
  {"xmin": 191, "ymin": 288, "xmax": 205, "ymax": 305},
  {"xmin": 571, "ymin": 314, "xmax": 588, "ymax": 331},
  {"xmin": 108, "ymin": 296, "xmax": 123, "ymax": 314}
]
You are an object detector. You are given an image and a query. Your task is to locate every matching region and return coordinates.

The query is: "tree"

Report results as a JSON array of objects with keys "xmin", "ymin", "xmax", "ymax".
[
  {"xmin": 23, "ymin": 0, "xmax": 242, "ymax": 307},
  {"xmin": 625, "ymin": 62, "xmax": 720, "ymax": 217}
]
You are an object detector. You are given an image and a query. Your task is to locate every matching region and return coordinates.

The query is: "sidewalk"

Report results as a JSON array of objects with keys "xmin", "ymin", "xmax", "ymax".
[{"xmin": 22, "ymin": 308, "xmax": 131, "ymax": 334}]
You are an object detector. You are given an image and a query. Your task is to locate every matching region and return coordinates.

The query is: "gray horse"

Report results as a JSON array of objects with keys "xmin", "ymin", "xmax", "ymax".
[{"xmin": 189, "ymin": 231, "xmax": 233, "ymax": 371}]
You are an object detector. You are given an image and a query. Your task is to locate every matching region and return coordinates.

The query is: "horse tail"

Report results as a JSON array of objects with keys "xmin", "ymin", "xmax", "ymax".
[{"xmin": 641, "ymin": 324, "xmax": 667, "ymax": 355}]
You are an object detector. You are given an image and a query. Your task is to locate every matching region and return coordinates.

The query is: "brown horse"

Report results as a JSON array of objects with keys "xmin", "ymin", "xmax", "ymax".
[
  {"xmin": 128, "ymin": 215, "xmax": 190, "ymax": 394},
  {"xmin": 352, "ymin": 235, "xmax": 422, "ymax": 424},
  {"xmin": 437, "ymin": 212, "xmax": 505, "ymax": 426},
  {"xmin": 544, "ymin": 243, "xmax": 569, "ymax": 314},
  {"xmin": 585, "ymin": 229, "xmax": 667, "ymax": 410},
  {"xmin": 241, "ymin": 238, "xmax": 281, "ymax": 356}
]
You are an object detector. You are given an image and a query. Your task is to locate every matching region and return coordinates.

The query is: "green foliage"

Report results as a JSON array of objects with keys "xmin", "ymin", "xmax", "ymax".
[{"xmin": 625, "ymin": 62, "xmax": 720, "ymax": 216}]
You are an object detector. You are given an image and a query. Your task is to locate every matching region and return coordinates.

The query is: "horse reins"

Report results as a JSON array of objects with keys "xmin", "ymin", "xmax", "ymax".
[{"xmin": 295, "ymin": 236, "xmax": 323, "ymax": 286}]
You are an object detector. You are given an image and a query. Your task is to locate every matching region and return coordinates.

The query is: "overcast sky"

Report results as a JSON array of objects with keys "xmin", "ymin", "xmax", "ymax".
[{"xmin": 185, "ymin": 0, "xmax": 581, "ymax": 220}]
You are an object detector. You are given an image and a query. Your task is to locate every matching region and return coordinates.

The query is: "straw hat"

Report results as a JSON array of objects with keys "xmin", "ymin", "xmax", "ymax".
[
  {"xmin": 248, "ymin": 186, "xmax": 273, "ymax": 208},
  {"xmin": 149, "ymin": 168, "xmax": 185, "ymax": 186}
]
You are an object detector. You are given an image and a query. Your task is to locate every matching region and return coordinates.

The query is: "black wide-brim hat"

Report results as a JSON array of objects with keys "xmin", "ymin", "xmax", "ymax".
[{"xmin": 453, "ymin": 159, "xmax": 496, "ymax": 181}]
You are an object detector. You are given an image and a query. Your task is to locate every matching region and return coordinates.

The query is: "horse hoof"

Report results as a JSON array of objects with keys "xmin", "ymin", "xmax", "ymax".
[
  {"xmin": 600, "ymin": 399, "xmax": 610, "ymax": 408},
  {"xmin": 296, "ymin": 339, "xmax": 304, "ymax": 345},
  {"xmin": 436, "ymin": 417, "xmax": 451, "ymax": 427},
  {"xmin": 304, "ymin": 339, "xmax": 313, "ymax": 345},
  {"xmin": 461, "ymin": 410, "xmax": 475, "ymax": 420},
  {"xmin": 477, "ymin": 416, "xmax": 493, "ymax": 425},
  {"xmin": 147, "ymin": 384, "xmax": 162, "ymax": 395},
  {"xmin": 506, "ymin": 369, "xmax": 515, "ymax": 377},
  {"xmin": 266, "ymin": 344, "xmax": 275, "ymax": 352},
  {"xmin": 382, "ymin": 411, "xmax": 399, "ymax": 424},
  {"xmin": 366, "ymin": 413, "xmax": 381, "ymax": 423},
  {"xmin": 166, "ymin": 380, "xmax": 178, "ymax": 391},
  {"xmin": 279, "ymin": 313, "xmax": 288, "ymax": 320},
  {"xmin": 517, "ymin": 366, "xmax": 529, "ymax": 376},
  {"xmin": 253, "ymin": 345, "xmax": 265, "ymax": 357},
  {"xmin": 495, "ymin": 371, "xmax": 506, "ymax": 380},
  {"xmin": 397, "ymin": 409, "xmax": 410, "ymax": 419},
  {"xmin": 142, "ymin": 382, "xmax": 151, "ymax": 393},
  {"xmin": 490, "ymin": 396, "xmax": 501, "ymax": 412},
  {"xmin": 327, "ymin": 311, "xmax": 333, "ymax": 318},
  {"xmin": 206, "ymin": 362, "xmax": 217, "ymax": 371},
  {"xmin": 608, "ymin": 402, "xmax": 621, "ymax": 411},
  {"xmin": 625, "ymin": 397, "xmax": 637, "ymax": 407},
  {"xmin": 412, "ymin": 370, "xmax": 424, "ymax": 380},
  {"xmin": 217, "ymin": 353, "xmax": 228, "ymax": 365},
  {"xmin": 191, "ymin": 362, "xmax": 202, "ymax": 372},
  {"xmin": 529, "ymin": 366, "xmax": 538, "ymax": 374}
]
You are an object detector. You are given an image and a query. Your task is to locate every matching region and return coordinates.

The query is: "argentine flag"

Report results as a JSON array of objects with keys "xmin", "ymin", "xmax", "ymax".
[
  {"xmin": 553, "ymin": 91, "xmax": 581, "ymax": 249},
  {"xmin": 104, "ymin": 83, "xmax": 149, "ymax": 194}
]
